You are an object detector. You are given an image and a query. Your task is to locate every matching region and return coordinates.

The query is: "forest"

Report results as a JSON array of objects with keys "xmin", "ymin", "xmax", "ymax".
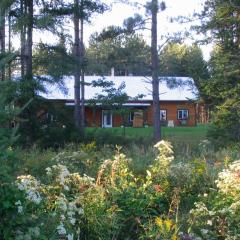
[{"xmin": 0, "ymin": 0, "xmax": 240, "ymax": 239}]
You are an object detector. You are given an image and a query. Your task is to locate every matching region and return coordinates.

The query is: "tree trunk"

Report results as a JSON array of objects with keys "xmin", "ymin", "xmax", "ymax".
[
  {"xmin": 80, "ymin": 15, "xmax": 85, "ymax": 135},
  {"xmin": 73, "ymin": 0, "xmax": 81, "ymax": 130},
  {"xmin": 20, "ymin": 0, "xmax": 26, "ymax": 78},
  {"xmin": 8, "ymin": 12, "xmax": 11, "ymax": 79},
  {"xmin": 151, "ymin": 0, "xmax": 161, "ymax": 141},
  {"xmin": 25, "ymin": 0, "xmax": 33, "ymax": 81},
  {"xmin": 0, "ymin": 8, "xmax": 5, "ymax": 81},
  {"xmin": 20, "ymin": 0, "xmax": 33, "ymax": 97}
]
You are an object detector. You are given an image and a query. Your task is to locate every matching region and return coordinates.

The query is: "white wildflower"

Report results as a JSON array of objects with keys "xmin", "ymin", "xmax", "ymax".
[
  {"xmin": 77, "ymin": 207, "xmax": 84, "ymax": 215},
  {"xmin": 216, "ymin": 160, "xmax": 240, "ymax": 196},
  {"xmin": 154, "ymin": 140, "xmax": 174, "ymax": 168},
  {"xmin": 69, "ymin": 217, "xmax": 76, "ymax": 225},
  {"xmin": 15, "ymin": 200, "xmax": 21, "ymax": 205},
  {"xmin": 17, "ymin": 205, "xmax": 23, "ymax": 214},
  {"xmin": 57, "ymin": 222, "xmax": 66, "ymax": 235},
  {"xmin": 57, "ymin": 197, "xmax": 67, "ymax": 212},
  {"xmin": 229, "ymin": 201, "xmax": 240, "ymax": 213},
  {"xmin": 15, "ymin": 200, "xmax": 23, "ymax": 214},
  {"xmin": 67, "ymin": 233, "xmax": 74, "ymax": 240},
  {"xmin": 201, "ymin": 229, "xmax": 209, "ymax": 235},
  {"xmin": 26, "ymin": 189, "xmax": 42, "ymax": 204},
  {"xmin": 207, "ymin": 220, "xmax": 213, "ymax": 226},
  {"xmin": 16, "ymin": 175, "xmax": 42, "ymax": 204},
  {"xmin": 46, "ymin": 167, "xmax": 52, "ymax": 175}
]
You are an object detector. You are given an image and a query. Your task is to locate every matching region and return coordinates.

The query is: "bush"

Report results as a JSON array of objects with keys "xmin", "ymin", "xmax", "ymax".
[{"xmin": 188, "ymin": 160, "xmax": 240, "ymax": 239}]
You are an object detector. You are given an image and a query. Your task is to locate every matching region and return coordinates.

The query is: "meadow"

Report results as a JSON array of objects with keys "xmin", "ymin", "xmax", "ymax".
[{"xmin": 1, "ymin": 124, "xmax": 240, "ymax": 240}]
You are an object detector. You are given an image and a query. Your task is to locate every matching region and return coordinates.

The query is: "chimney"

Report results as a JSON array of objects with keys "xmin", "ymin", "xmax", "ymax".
[{"xmin": 111, "ymin": 67, "xmax": 115, "ymax": 76}]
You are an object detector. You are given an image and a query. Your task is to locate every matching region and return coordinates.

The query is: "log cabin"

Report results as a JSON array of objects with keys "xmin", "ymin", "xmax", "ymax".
[{"xmin": 41, "ymin": 76, "xmax": 198, "ymax": 127}]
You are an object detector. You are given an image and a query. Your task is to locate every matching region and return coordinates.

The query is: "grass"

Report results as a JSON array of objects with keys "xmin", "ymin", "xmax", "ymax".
[{"xmin": 86, "ymin": 124, "xmax": 209, "ymax": 144}]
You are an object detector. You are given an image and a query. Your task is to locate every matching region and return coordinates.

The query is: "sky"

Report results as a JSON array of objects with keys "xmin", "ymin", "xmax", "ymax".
[
  {"xmin": 81, "ymin": 0, "xmax": 211, "ymax": 59},
  {"xmin": 33, "ymin": 0, "xmax": 211, "ymax": 60}
]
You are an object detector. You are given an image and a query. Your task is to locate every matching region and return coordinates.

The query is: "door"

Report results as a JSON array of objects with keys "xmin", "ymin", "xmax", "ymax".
[{"xmin": 102, "ymin": 110, "xmax": 112, "ymax": 128}]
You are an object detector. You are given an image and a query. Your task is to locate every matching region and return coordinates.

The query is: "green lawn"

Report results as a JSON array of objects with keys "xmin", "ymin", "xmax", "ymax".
[{"xmin": 86, "ymin": 124, "xmax": 209, "ymax": 144}]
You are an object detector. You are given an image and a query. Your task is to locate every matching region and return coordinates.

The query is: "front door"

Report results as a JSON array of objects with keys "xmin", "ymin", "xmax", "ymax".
[{"xmin": 102, "ymin": 110, "xmax": 112, "ymax": 128}]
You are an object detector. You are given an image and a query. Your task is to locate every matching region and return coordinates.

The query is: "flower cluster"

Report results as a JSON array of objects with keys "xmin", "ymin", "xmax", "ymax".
[
  {"xmin": 15, "ymin": 227, "xmax": 40, "ymax": 240},
  {"xmin": 216, "ymin": 160, "xmax": 240, "ymax": 196},
  {"xmin": 13, "ymin": 163, "xmax": 90, "ymax": 239},
  {"xmin": 46, "ymin": 164, "xmax": 70, "ymax": 185},
  {"xmin": 154, "ymin": 140, "xmax": 174, "ymax": 168},
  {"xmin": 16, "ymin": 175, "xmax": 42, "ymax": 204},
  {"xmin": 189, "ymin": 160, "xmax": 240, "ymax": 239}
]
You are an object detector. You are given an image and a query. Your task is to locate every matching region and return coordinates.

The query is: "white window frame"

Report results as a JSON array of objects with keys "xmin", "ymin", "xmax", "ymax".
[
  {"xmin": 102, "ymin": 110, "xmax": 113, "ymax": 128},
  {"xmin": 177, "ymin": 109, "xmax": 189, "ymax": 120}
]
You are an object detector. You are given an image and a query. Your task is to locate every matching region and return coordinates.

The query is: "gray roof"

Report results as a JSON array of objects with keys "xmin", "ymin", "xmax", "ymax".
[{"xmin": 41, "ymin": 76, "xmax": 197, "ymax": 101}]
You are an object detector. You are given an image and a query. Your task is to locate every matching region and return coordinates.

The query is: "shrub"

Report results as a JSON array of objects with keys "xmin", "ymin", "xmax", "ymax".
[
  {"xmin": 188, "ymin": 160, "xmax": 240, "ymax": 239},
  {"xmin": 12, "ymin": 165, "xmax": 94, "ymax": 239}
]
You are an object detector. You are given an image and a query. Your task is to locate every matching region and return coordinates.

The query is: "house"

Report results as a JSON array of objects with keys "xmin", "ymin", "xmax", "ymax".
[{"xmin": 41, "ymin": 76, "xmax": 198, "ymax": 127}]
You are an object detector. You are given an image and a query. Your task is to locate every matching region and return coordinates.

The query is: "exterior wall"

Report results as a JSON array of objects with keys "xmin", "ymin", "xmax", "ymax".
[
  {"xmin": 85, "ymin": 107, "xmax": 102, "ymax": 127},
  {"xmin": 146, "ymin": 101, "xmax": 196, "ymax": 127},
  {"xmin": 84, "ymin": 101, "xmax": 196, "ymax": 127},
  {"xmin": 113, "ymin": 113, "xmax": 122, "ymax": 127},
  {"xmin": 85, "ymin": 109, "xmax": 130, "ymax": 127}
]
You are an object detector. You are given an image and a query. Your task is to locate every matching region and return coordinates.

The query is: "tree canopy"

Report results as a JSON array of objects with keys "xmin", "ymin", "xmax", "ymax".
[
  {"xmin": 159, "ymin": 43, "xmax": 209, "ymax": 98},
  {"xmin": 196, "ymin": 0, "xmax": 240, "ymax": 144},
  {"xmin": 86, "ymin": 31, "xmax": 151, "ymax": 76}
]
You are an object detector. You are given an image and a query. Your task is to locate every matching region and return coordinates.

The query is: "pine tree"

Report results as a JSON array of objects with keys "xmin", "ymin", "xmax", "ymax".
[
  {"xmin": 0, "ymin": 1, "xmax": 6, "ymax": 81},
  {"xmin": 147, "ymin": 0, "xmax": 166, "ymax": 141},
  {"xmin": 197, "ymin": 0, "xmax": 240, "ymax": 143}
]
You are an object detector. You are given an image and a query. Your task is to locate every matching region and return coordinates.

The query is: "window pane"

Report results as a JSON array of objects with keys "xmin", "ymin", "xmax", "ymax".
[
  {"xmin": 106, "ymin": 113, "xmax": 111, "ymax": 125},
  {"xmin": 160, "ymin": 110, "xmax": 167, "ymax": 120},
  {"xmin": 178, "ymin": 109, "xmax": 188, "ymax": 119},
  {"xmin": 183, "ymin": 110, "xmax": 188, "ymax": 119},
  {"xmin": 178, "ymin": 110, "xmax": 182, "ymax": 119}
]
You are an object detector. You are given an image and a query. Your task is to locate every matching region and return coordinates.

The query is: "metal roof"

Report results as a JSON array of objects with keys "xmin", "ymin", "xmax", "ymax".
[{"xmin": 41, "ymin": 76, "xmax": 197, "ymax": 101}]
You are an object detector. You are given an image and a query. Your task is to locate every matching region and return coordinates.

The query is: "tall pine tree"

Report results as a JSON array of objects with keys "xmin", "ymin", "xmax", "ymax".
[{"xmin": 197, "ymin": 0, "xmax": 240, "ymax": 144}]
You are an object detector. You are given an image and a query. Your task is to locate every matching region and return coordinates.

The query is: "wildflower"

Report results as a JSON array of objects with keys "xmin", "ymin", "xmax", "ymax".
[
  {"xmin": 155, "ymin": 217, "xmax": 163, "ymax": 228},
  {"xmin": 69, "ymin": 217, "xmax": 76, "ymax": 225},
  {"xmin": 200, "ymin": 229, "xmax": 209, "ymax": 235},
  {"xmin": 154, "ymin": 184, "xmax": 163, "ymax": 193},
  {"xmin": 56, "ymin": 197, "xmax": 67, "ymax": 212},
  {"xmin": 216, "ymin": 160, "xmax": 240, "ymax": 196},
  {"xmin": 154, "ymin": 140, "xmax": 174, "ymax": 167},
  {"xmin": 15, "ymin": 201, "xmax": 23, "ymax": 214},
  {"xmin": 77, "ymin": 207, "xmax": 84, "ymax": 215},
  {"xmin": 46, "ymin": 167, "xmax": 52, "ymax": 175},
  {"xmin": 207, "ymin": 220, "xmax": 213, "ymax": 226},
  {"xmin": 16, "ymin": 175, "xmax": 42, "ymax": 204},
  {"xmin": 57, "ymin": 222, "xmax": 66, "ymax": 235},
  {"xmin": 67, "ymin": 234, "xmax": 74, "ymax": 240}
]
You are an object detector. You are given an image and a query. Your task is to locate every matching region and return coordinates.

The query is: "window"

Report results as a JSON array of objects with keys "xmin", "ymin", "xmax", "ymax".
[
  {"xmin": 160, "ymin": 110, "xmax": 167, "ymax": 120},
  {"xmin": 129, "ymin": 112, "xmax": 134, "ymax": 122},
  {"xmin": 102, "ymin": 110, "xmax": 112, "ymax": 128},
  {"xmin": 178, "ymin": 109, "xmax": 189, "ymax": 120}
]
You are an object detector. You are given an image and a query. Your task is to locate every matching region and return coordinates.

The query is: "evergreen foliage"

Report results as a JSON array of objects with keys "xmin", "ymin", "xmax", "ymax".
[
  {"xmin": 86, "ymin": 32, "xmax": 151, "ymax": 75},
  {"xmin": 196, "ymin": 0, "xmax": 240, "ymax": 144}
]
